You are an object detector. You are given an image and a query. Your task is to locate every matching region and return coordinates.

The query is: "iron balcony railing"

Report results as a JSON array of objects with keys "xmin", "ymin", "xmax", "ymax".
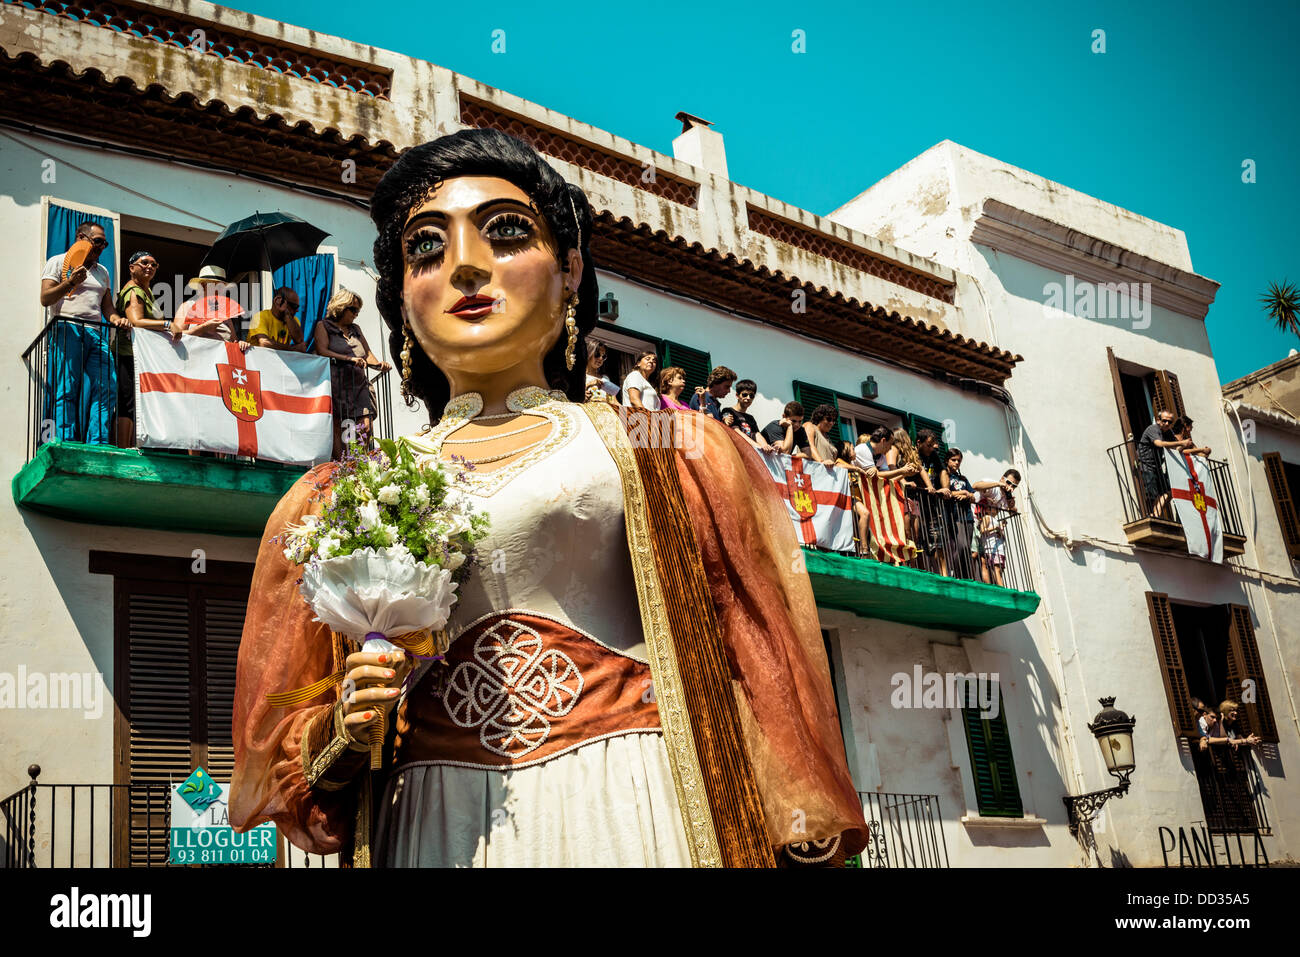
[
  {"xmin": 1107, "ymin": 440, "xmax": 1245, "ymax": 537},
  {"xmin": 848, "ymin": 475, "xmax": 1033, "ymax": 592},
  {"xmin": 0, "ymin": 766, "xmax": 334, "ymax": 868},
  {"xmin": 852, "ymin": 792, "xmax": 950, "ymax": 868},
  {"xmin": 22, "ymin": 316, "xmax": 393, "ymax": 464}
]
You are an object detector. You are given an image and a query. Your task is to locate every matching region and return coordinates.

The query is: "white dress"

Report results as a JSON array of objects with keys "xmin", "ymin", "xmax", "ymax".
[{"xmin": 374, "ymin": 386, "xmax": 690, "ymax": 867}]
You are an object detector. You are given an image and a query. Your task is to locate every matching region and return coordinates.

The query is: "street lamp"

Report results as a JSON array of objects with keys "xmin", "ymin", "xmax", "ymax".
[{"xmin": 1064, "ymin": 697, "xmax": 1137, "ymax": 836}]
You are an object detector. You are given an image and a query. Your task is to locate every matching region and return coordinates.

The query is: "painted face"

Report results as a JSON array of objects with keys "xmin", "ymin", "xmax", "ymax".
[{"xmin": 399, "ymin": 176, "xmax": 576, "ymax": 382}]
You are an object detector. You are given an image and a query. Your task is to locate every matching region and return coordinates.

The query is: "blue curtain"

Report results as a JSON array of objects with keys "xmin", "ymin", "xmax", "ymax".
[
  {"xmin": 46, "ymin": 202, "xmax": 116, "ymax": 293},
  {"xmin": 273, "ymin": 253, "xmax": 334, "ymax": 342}
]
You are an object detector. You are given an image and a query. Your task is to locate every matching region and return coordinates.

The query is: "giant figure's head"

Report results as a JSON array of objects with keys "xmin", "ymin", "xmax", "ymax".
[{"xmin": 370, "ymin": 128, "xmax": 598, "ymax": 418}]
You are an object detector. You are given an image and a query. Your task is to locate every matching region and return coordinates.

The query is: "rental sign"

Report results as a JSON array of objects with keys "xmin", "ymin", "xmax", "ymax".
[{"xmin": 169, "ymin": 767, "xmax": 277, "ymax": 865}]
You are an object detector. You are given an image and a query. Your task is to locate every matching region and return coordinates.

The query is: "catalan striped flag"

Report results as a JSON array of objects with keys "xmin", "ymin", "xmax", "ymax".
[{"xmin": 856, "ymin": 472, "xmax": 918, "ymax": 564}]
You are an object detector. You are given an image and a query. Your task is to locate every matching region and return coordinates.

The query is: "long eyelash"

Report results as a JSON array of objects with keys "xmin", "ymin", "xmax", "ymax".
[
  {"xmin": 404, "ymin": 227, "xmax": 443, "ymax": 261},
  {"xmin": 487, "ymin": 213, "xmax": 533, "ymax": 239}
]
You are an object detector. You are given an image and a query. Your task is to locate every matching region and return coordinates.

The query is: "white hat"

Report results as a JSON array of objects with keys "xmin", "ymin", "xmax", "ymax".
[{"xmin": 187, "ymin": 264, "xmax": 228, "ymax": 288}]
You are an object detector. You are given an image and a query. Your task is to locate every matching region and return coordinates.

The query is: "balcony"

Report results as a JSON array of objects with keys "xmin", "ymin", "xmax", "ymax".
[
  {"xmin": 850, "ymin": 792, "xmax": 950, "ymax": 868},
  {"xmin": 807, "ymin": 492, "xmax": 1041, "ymax": 633},
  {"xmin": 1107, "ymin": 441, "xmax": 1246, "ymax": 557},
  {"xmin": 13, "ymin": 318, "xmax": 392, "ymax": 537},
  {"xmin": 1, "ymin": 767, "xmax": 334, "ymax": 868}
]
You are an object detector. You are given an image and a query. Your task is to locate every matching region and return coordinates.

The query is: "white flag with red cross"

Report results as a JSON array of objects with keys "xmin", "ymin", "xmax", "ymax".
[
  {"xmin": 759, "ymin": 451, "xmax": 857, "ymax": 552},
  {"xmin": 1164, "ymin": 448, "xmax": 1223, "ymax": 563},
  {"xmin": 135, "ymin": 330, "xmax": 333, "ymax": 467}
]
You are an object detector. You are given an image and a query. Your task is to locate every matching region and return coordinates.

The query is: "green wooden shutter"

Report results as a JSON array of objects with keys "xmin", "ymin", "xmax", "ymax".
[
  {"xmin": 793, "ymin": 381, "xmax": 854, "ymax": 444},
  {"xmin": 908, "ymin": 413, "xmax": 948, "ymax": 454},
  {"xmin": 961, "ymin": 683, "xmax": 1023, "ymax": 817},
  {"xmin": 661, "ymin": 341, "xmax": 711, "ymax": 395},
  {"xmin": 793, "ymin": 381, "xmax": 838, "ymax": 417}
]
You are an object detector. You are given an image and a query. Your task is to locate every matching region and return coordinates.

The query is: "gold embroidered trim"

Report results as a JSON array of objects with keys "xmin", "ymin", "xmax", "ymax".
[
  {"xmin": 579, "ymin": 400, "xmax": 721, "ymax": 868},
  {"xmin": 303, "ymin": 701, "xmax": 367, "ymax": 789},
  {"xmin": 402, "ymin": 386, "xmax": 577, "ymax": 498},
  {"xmin": 354, "ymin": 773, "xmax": 372, "ymax": 869}
]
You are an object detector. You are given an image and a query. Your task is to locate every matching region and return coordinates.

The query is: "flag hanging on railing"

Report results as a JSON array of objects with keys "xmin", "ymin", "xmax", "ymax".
[
  {"xmin": 855, "ymin": 473, "xmax": 918, "ymax": 564},
  {"xmin": 135, "ymin": 330, "xmax": 333, "ymax": 466},
  {"xmin": 1164, "ymin": 448, "xmax": 1223, "ymax": 563},
  {"xmin": 759, "ymin": 451, "xmax": 856, "ymax": 552}
]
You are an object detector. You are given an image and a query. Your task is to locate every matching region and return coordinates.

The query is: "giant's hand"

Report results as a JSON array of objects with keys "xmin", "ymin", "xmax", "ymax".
[{"xmin": 340, "ymin": 649, "xmax": 412, "ymax": 745}]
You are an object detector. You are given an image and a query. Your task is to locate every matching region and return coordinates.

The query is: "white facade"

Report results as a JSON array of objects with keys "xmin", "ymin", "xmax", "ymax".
[
  {"xmin": 830, "ymin": 141, "xmax": 1300, "ymax": 866},
  {"xmin": 2, "ymin": 2, "xmax": 1296, "ymax": 869}
]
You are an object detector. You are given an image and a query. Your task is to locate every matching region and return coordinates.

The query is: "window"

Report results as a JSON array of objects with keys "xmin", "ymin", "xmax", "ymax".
[
  {"xmin": 93, "ymin": 551, "xmax": 253, "ymax": 866},
  {"xmin": 1106, "ymin": 347, "xmax": 1185, "ymax": 444},
  {"xmin": 960, "ymin": 679, "xmax": 1023, "ymax": 817},
  {"xmin": 589, "ymin": 323, "xmax": 661, "ymax": 394},
  {"xmin": 791, "ymin": 379, "xmax": 953, "ymax": 455},
  {"xmin": 1262, "ymin": 452, "xmax": 1300, "ymax": 560},
  {"xmin": 1145, "ymin": 593, "xmax": 1278, "ymax": 743},
  {"xmin": 1146, "ymin": 592, "xmax": 1277, "ymax": 833},
  {"xmin": 661, "ymin": 340, "xmax": 712, "ymax": 395}
]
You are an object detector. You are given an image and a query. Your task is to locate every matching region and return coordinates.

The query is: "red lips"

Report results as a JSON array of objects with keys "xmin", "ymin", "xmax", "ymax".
[{"xmin": 446, "ymin": 294, "xmax": 498, "ymax": 318}]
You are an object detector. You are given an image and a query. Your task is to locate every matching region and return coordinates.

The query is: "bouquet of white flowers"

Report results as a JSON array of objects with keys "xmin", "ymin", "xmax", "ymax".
[{"xmin": 271, "ymin": 437, "xmax": 489, "ymax": 767}]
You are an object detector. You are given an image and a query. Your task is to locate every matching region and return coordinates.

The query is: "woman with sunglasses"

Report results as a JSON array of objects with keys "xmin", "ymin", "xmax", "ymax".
[{"xmin": 113, "ymin": 251, "xmax": 173, "ymax": 447}]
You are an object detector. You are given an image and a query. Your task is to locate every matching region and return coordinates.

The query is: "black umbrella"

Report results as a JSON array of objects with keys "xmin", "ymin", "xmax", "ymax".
[{"xmin": 202, "ymin": 211, "xmax": 329, "ymax": 276}]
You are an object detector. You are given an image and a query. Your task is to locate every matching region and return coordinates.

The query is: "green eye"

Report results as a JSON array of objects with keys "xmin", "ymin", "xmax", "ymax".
[
  {"xmin": 405, "ymin": 228, "xmax": 443, "ymax": 261},
  {"xmin": 487, "ymin": 213, "xmax": 533, "ymax": 242}
]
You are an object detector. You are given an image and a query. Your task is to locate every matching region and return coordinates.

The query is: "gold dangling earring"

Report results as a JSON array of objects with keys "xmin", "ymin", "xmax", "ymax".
[
  {"xmin": 400, "ymin": 322, "xmax": 415, "ymax": 401},
  {"xmin": 564, "ymin": 292, "xmax": 579, "ymax": 371}
]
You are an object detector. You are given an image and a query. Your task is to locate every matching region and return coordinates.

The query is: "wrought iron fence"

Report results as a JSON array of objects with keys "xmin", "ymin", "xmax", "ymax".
[
  {"xmin": 848, "ymin": 477, "xmax": 1033, "ymax": 592},
  {"xmin": 1107, "ymin": 440, "xmax": 1245, "ymax": 536},
  {"xmin": 22, "ymin": 317, "xmax": 393, "ymax": 465},
  {"xmin": 853, "ymin": 792, "xmax": 950, "ymax": 868},
  {"xmin": 1, "ymin": 767, "xmax": 334, "ymax": 868}
]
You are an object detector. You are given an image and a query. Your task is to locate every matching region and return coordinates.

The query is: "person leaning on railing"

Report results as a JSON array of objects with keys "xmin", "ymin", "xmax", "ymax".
[
  {"xmin": 39, "ymin": 221, "xmax": 131, "ymax": 445},
  {"xmin": 834, "ymin": 440, "xmax": 876, "ymax": 556},
  {"xmin": 974, "ymin": 469, "xmax": 1021, "ymax": 587},
  {"xmin": 1173, "ymin": 416, "xmax": 1212, "ymax": 457},
  {"xmin": 761, "ymin": 402, "xmax": 809, "ymax": 457},
  {"xmin": 312, "ymin": 288, "xmax": 391, "ymax": 458},
  {"xmin": 113, "ymin": 251, "xmax": 175, "ymax": 448},
  {"xmin": 1136, "ymin": 410, "xmax": 1191, "ymax": 518}
]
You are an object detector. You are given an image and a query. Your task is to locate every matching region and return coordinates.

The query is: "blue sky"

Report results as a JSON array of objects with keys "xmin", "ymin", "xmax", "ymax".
[{"xmin": 237, "ymin": 0, "xmax": 1299, "ymax": 382}]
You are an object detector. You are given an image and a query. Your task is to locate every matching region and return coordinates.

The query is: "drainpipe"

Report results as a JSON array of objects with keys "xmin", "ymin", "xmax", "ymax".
[{"xmin": 967, "ymin": 269, "xmax": 1092, "ymax": 861}]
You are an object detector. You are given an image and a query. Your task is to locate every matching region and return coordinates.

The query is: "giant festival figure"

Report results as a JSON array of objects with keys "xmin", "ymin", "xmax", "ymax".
[{"xmin": 230, "ymin": 128, "xmax": 868, "ymax": 867}]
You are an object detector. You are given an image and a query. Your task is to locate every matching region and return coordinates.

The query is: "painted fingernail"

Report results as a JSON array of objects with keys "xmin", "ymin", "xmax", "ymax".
[
  {"xmin": 364, "ymin": 711, "xmax": 374, "ymax": 720},
  {"xmin": 387, "ymin": 688, "xmax": 400, "ymax": 697},
  {"xmin": 377, "ymin": 654, "xmax": 388, "ymax": 663},
  {"xmin": 385, "ymin": 670, "xmax": 395, "ymax": 678}
]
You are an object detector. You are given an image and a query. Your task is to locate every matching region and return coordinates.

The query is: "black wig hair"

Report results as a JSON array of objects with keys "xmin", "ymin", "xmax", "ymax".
[{"xmin": 369, "ymin": 128, "xmax": 598, "ymax": 420}]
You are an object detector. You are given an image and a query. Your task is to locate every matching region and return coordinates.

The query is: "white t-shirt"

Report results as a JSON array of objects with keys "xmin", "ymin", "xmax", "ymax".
[
  {"xmin": 621, "ymin": 370, "xmax": 660, "ymax": 410},
  {"xmin": 42, "ymin": 254, "xmax": 110, "ymax": 323},
  {"xmin": 976, "ymin": 485, "xmax": 1010, "ymax": 510},
  {"xmin": 854, "ymin": 443, "xmax": 888, "ymax": 471}
]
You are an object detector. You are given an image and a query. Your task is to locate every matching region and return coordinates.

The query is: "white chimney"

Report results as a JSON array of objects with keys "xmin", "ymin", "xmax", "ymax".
[{"xmin": 672, "ymin": 112, "xmax": 728, "ymax": 179}]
